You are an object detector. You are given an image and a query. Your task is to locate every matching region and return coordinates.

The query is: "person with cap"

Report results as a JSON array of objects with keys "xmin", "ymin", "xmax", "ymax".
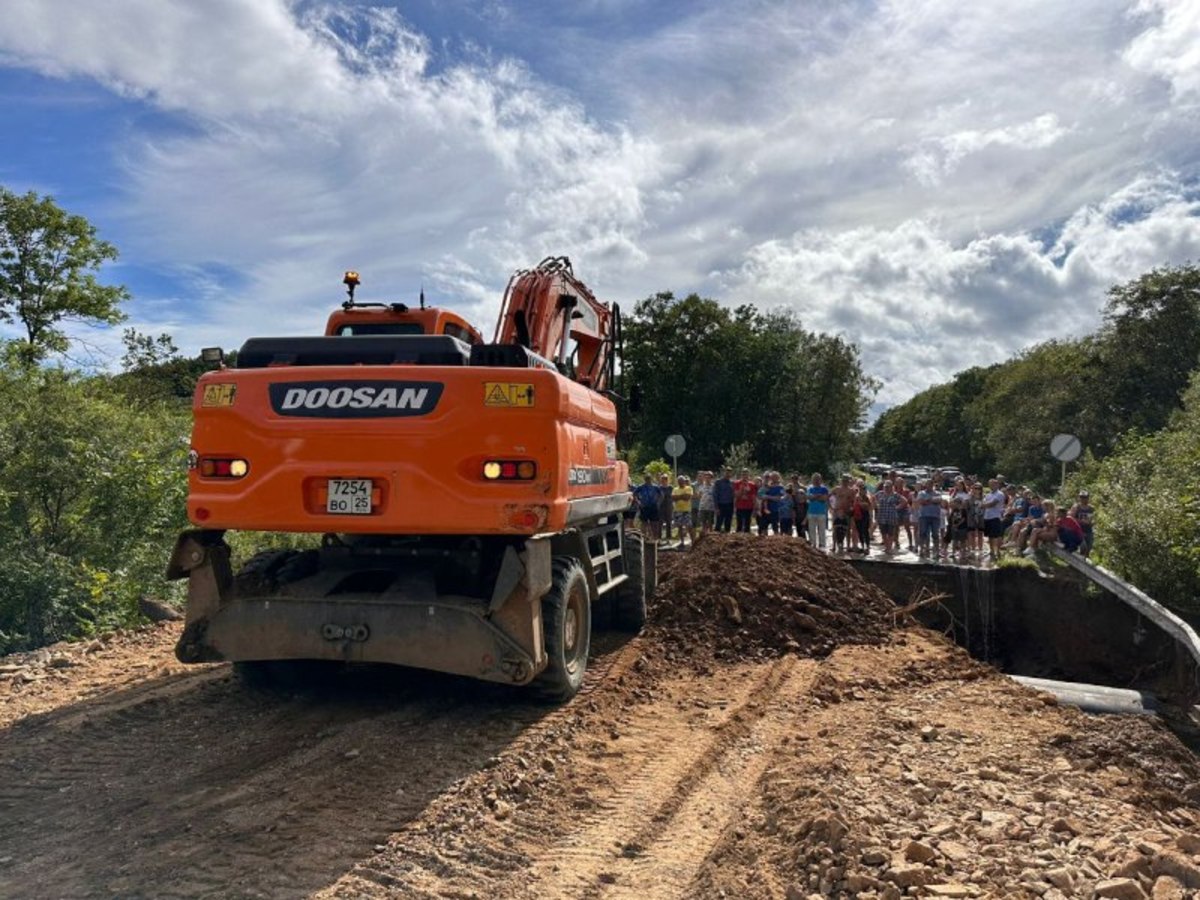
[{"xmin": 1070, "ymin": 490, "xmax": 1095, "ymax": 558}]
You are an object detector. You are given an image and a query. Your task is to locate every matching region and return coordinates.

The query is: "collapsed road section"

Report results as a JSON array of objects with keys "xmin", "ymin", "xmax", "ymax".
[{"xmin": 1, "ymin": 535, "xmax": 1198, "ymax": 899}]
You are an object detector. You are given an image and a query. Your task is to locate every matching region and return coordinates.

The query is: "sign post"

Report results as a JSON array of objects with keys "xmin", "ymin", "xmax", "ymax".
[
  {"xmin": 664, "ymin": 434, "xmax": 687, "ymax": 479},
  {"xmin": 1049, "ymin": 433, "xmax": 1082, "ymax": 494}
]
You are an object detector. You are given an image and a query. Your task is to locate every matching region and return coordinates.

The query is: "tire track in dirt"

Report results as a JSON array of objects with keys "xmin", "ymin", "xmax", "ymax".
[
  {"xmin": 0, "ymin": 634, "xmax": 646, "ymax": 900},
  {"xmin": 538, "ymin": 657, "xmax": 815, "ymax": 899},
  {"xmin": 328, "ymin": 655, "xmax": 816, "ymax": 900}
]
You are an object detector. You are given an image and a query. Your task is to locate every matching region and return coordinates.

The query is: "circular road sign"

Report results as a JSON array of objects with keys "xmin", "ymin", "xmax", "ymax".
[
  {"xmin": 664, "ymin": 434, "xmax": 687, "ymax": 458},
  {"xmin": 1050, "ymin": 433, "xmax": 1082, "ymax": 463}
]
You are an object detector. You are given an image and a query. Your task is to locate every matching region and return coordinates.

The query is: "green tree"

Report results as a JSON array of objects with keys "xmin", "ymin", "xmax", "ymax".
[
  {"xmin": 622, "ymin": 293, "xmax": 875, "ymax": 472},
  {"xmin": 0, "ymin": 188, "xmax": 128, "ymax": 360},
  {"xmin": 1093, "ymin": 262, "xmax": 1200, "ymax": 438}
]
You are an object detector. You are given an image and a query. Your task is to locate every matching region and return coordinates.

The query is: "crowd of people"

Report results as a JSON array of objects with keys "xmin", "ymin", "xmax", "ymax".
[{"xmin": 628, "ymin": 468, "xmax": 1095, "ymax": 564}]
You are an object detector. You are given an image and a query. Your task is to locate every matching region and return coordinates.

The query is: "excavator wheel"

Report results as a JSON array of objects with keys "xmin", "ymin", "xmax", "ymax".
[
  {"xmin": 535, "ymin": 557, "xmax": 591, "ymax": 702},
  {"xmin": 613, "ymin": 531, "xmax": 648, "ymax": 632}
]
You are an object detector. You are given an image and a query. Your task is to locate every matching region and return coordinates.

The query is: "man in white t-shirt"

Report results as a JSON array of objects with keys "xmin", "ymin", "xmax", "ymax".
[{"xmin": 981, "ymin": 478, "xmax": 1007, "ymax": 560}]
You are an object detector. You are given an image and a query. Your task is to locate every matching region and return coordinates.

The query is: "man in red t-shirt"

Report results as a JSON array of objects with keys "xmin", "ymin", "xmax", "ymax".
[{"xmin": 733, "ymin": 469, "xmax": 758, "ymax": 534}]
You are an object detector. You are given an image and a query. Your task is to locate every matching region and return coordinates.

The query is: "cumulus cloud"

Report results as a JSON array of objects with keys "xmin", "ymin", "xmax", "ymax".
[
  {"xmin": 905, "ymin": 114, "xmax": 1071, "ymax": 186},
  {"xmin": 0, "ymin": 0, "xmax": 1197, "ymax": 411},
  {"xmin": 1124, "ymin": 0, "xmax": 1200, "ymax": 98},
  {"xmin": 718, "ymin": 173, "xmax": 1200, "ymax": 407}
]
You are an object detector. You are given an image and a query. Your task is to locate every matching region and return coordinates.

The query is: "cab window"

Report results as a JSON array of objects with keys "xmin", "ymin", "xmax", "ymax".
[
  {"xmin": 337, "ymin": 323, "xmax": 424, "ymax": 336},
  {"xmin": 443, "ymin": 323, "xmax": 477, "ymax": 344}
]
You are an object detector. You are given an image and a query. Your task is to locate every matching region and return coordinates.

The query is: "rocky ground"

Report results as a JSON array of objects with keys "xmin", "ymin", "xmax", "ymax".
[{"xmin": 0, "ymin": 535, "xmax": 1197, "ymax": 899}]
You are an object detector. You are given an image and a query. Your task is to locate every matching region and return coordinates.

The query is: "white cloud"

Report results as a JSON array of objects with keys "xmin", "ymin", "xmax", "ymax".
[
  {"xmin": 0, "ymin": 0, "xmax": 1197, "ymax": 412},
  {"xmin": 718, "ymin": 173, "xmax": 1200, "ymax": 407},
  {"xmin": 905, "ymin": 114, "xmax": 1071, "ymax": 186},
  {"xmin": 1124, "ymin": 0, "xmax": 1200, "ymax": 98}
]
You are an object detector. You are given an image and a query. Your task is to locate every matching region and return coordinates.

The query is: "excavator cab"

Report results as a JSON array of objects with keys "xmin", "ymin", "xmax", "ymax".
[{"xmin": 324, "ymin": 271, "xmax": 483, "ymax": 344}]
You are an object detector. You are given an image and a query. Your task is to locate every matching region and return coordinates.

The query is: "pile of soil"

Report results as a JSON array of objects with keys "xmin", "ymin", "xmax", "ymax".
[{"xmin": 650, "ymin": 533, "xmax": 895, "ymax": 661}]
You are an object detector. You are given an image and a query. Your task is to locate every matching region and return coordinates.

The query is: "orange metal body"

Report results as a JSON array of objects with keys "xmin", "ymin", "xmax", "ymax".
[
  {"xmin": 323, "ymin": 306, "xmax": 482, "ymax": 343},
  {"xmin": 187, "ymin": 365, "xmax": 627, "ymax": 535}
]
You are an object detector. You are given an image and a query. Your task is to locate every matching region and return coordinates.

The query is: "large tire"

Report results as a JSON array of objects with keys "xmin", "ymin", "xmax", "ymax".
[
  {"xmin": 614, "ymin": 531, "xmax": 648, "ymax": 632},
  {"xmin": 535, "ymin": 557, "xmax": 591, "ymax": 702},
  {"xmin": 233, "ymin": 549, "xmax": 298, "ymax": 596}
]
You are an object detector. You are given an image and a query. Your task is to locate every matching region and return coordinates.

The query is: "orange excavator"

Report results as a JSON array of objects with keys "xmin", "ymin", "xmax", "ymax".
[{"xmin": 167, "ymin": 257, "xmax": 650, "ymax": 700}]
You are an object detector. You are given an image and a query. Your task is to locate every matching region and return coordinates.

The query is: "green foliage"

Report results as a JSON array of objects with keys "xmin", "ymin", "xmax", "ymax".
[
  {"xmin": 0, "ymin": 188, "xmax": 128, "ymax": 361},
  {"xmin": 0, "ymin": 359, "xmax": 189, "ymax": 652},
  {"xmin": 1076, "ymin": 373, "xmax": 1200, "ymax": 616},
  {"xmin": 112, "ymin": 329, "xmax": 210, "ymax": 406},
  {"xmin": 622, "ymin": 293, "xmax": 876, "ymax": 472},
  {"xmin": 967, "ymin": 338, "xmax": 1102, "ymax": 487},
  {"xmin": 1095, "ymin": 263, "xmax": 1200, "ymax": 438},
  {"xmin": 641, "ymin": 459, "xmax": 672, "ymax": 480},
  {"xmin": 995, "ymin": 555, "xmax": 1039, "ymax": 571},
  {"xmin": 721, "ymin": 441, "xmax": 759, "ymax": 475}
]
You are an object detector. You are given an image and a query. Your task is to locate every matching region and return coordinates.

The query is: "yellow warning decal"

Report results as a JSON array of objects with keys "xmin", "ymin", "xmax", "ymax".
[
  {"xmin": 484, "ymin": 382, "xmax": 535, "ymax": 407},
  {"xmin": 201, "ymin": 383, "xmax": 237, "ymax": 407}
]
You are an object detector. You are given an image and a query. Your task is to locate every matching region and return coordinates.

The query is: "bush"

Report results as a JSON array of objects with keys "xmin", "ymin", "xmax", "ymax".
[
  {"xmin": 1075, "ymin": 375, "xmax": 1200, "ymax": 616},
  {"xmin": 0, "ymin": 361, "xmax": 190, "ymax": 652}
]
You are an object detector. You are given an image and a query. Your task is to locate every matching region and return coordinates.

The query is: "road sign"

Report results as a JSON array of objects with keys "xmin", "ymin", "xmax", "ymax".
[
  {"xmin": 664, "ymin": 434, "xmax": 686, "ymax": 458},
  {"xmin": 1050, "ymin": 433, "xmax": 1082, "ymax": 463}
]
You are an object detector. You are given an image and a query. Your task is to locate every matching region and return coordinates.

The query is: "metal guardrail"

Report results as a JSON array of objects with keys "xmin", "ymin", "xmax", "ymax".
[{"xmin": 1049, "ymin": 547, "xmax": 1200, "ymax": 671}]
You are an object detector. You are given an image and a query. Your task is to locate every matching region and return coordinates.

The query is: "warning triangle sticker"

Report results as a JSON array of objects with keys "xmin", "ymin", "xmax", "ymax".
[{"xmin": 485, "ymin": 383, "xmax": 510, "ymax": 405}]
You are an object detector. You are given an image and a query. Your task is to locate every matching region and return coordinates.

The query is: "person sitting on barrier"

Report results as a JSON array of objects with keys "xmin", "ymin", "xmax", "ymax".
[
  {"xmin": 1070, "ymin": 490, "xmax": 1095, "ymax": 558},
  {"xmin": 1011, "ymin": 493, "xmax": 1045, "ymax": 549},
  {"xmin": 1055, "ymin": 508, "xmax": 1085, "ymax": 554},
  {"xmin": 1024, "ymin": 502, "xmax": 1060, "ymax": 554}
]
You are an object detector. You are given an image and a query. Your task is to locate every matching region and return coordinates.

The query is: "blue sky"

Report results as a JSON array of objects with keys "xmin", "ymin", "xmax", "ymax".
[{"xmin": 1, "ymin": 0, "xmax": 1198, "ymax": 409}]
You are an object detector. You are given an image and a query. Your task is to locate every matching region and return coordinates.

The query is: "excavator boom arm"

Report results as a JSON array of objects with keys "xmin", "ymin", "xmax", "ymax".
[{"xmin": 494, "ymin": 256, "xmax": 617, "ymax": 391}]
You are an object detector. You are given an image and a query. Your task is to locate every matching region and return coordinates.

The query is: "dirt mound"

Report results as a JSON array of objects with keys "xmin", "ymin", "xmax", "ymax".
[{"xmin": 650, "ymin": 534, "xmax": 895, "ymax": 661}]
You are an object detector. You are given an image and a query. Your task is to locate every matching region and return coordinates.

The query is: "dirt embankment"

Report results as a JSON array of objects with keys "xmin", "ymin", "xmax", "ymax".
[{"xmin": 0, "ymin": 534, "xmax": 1197, "ymax": 899}]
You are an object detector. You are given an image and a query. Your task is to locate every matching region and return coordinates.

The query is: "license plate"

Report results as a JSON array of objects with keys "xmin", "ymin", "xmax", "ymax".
[{"xmin": 327, "ymin": 479, "xmax": 372, "ymax": 515}]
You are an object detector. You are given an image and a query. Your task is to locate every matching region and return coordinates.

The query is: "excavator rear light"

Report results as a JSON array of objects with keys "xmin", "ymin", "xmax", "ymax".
[
  {"xmin": 199, "ymin": 457, "xmax": 250, "ymax": 479},
  {"xmin": 481, "ymin": 460, "xmax": 537, "ymax": 481}
]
